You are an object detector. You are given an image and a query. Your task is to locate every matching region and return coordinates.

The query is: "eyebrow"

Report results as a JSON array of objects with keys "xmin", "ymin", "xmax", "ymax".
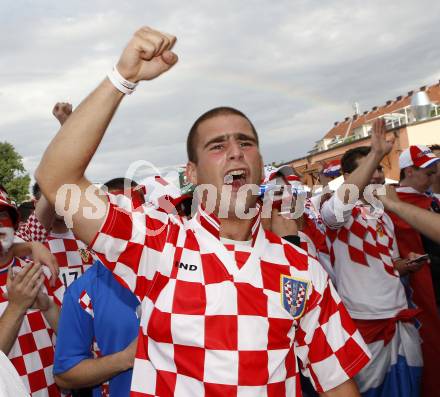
[{"xmin": 203, "ymin": 133, "xmax": 257, "ymax": 149}]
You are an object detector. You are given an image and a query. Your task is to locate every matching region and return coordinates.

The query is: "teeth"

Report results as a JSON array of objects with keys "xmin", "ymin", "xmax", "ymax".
[
  {"xmin": 224, "ymin": 170, "xmax": 245, "ymax": 184},
  {"xmin": 224, "ymin": 174, "xmax": 233, "ymax": 184}
]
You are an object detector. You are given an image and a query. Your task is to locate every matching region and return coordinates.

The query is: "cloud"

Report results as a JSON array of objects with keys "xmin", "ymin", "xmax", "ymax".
[{"xmin": 2, "ymin": 0, "xmax": 440, "ymax": 187}]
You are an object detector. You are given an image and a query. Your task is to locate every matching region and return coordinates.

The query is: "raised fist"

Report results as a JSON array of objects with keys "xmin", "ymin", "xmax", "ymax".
[
  {"xmin": 52, "ymin": 102, "xmax": 73, "ymax": 125},
  {"xmin": 116, "ymin": 26, "xmax": 178, "ymax": 83}
]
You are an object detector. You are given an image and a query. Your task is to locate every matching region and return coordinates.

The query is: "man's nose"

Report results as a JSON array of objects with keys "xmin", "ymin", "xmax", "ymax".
[{"xmin": 227, "ymin": 140, "xmax": 244, "ymax": 160}]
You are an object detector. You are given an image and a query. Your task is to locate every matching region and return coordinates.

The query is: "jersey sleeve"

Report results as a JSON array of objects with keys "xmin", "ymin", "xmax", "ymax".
[
  {"xmin": 294, "ymin": 258, "xmax": 371, "ymax": 393},
  {"xmin": 14, "ymin": 212, "xmax": 48, "ymax": 243},
  {"xmin": 53, "ymin": 288, "xmax": 94, "ymax": 375},
  {"xmin": 90, "ymin": 193, "xmax": 170, "ymax": 298}
]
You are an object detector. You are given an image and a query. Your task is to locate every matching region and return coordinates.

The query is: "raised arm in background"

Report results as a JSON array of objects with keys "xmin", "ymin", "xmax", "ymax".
[{"xmin": 336, "ymin": 119, "xmax": 394, "ymax": 204}]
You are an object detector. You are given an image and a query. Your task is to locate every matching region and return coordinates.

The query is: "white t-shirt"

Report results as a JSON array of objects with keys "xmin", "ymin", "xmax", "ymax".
[
  {"xmin": 0, "ymin": 352, "xmax": 29, "ymax": 396},
  {"xmin": 320, "ymin": 195, "xmax": 408, "ymax": 319}
]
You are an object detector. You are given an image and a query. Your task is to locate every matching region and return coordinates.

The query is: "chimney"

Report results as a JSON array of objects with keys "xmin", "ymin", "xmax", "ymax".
[
  {"xmin": 396, "ymin": 95, "xmax": 402, "ymax": 101},
  {"xmin": 334, "ymin": 121, "xmax": 339, "ymax": 126},
  {"xmin": 353, "ymin": 114, "xmax": 358, "ymax": 120},
  {"xmin": 420, "ymin": 86, "xmax": 426, "ymax": 91},
  {"xmin": 372, "ymin": 106, "xmax": 378, "ymax": 111},
  {"xmin": 386, "ymin": 100, "xmax": 392, "ymax": 105},
  {"xmin": 408, "ymin": 90, "xmax": 414, "ymax": 96},
  {"xmin": 344, "ymin": 117, "xmax": 350, "ymax": 122},
  {"xmin": 363, "ymin": 110, "xmax": 368, "ymax": 115}
]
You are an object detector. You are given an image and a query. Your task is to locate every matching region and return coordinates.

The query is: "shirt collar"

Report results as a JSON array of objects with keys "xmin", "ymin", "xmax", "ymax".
[
  {"xmin": 396, "ymin": 186, "xmax": 426, "ymax": 195},
  {"xmin": 0, "ymin": 256, "xmax": 16, "ymax": 272},
  {"xmin": 194, "ymin": 203, "xmax": 262, "ymax": 245}
]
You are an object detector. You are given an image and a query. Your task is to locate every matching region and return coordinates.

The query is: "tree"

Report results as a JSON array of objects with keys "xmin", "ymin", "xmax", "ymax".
[{"xmin": 0, "ymin": 142, "xmax": 31, "ymax": 204}]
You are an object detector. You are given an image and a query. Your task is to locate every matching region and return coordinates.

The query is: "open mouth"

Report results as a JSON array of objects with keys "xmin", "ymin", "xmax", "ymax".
[{"xmin": 224, "ymin": 169, "xmax": 247, "ymax": 189}]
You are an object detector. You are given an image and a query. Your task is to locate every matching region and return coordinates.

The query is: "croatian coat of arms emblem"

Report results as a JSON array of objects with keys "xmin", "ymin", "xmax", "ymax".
[{"xmin": 280, "ymin": 275, "xmax": 309, "ymax": 319}]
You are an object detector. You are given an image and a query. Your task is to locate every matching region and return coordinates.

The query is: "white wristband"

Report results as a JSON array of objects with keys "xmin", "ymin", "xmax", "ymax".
[{"xmin": 107, "ymin": 66, "xmax": 138, "ymax": 95}]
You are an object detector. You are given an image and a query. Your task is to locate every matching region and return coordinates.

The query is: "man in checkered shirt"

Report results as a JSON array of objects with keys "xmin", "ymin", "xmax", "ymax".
[
  {"xmin": 319, "ymin": 122, "xmax": 423, "ymax": 396},
  {"xmin": 0, "ymin": 186, "xmax": 65, "ymax": 396},
  {"xmin": 36, "ymin": 26, "xmax": 371, "ymax": 396}
]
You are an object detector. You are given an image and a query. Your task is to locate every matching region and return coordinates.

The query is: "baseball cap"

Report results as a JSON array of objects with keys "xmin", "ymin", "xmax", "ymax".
[
  {"xmin": 0, "ymin": 186, "xmax": 19, "ymax": 226},
  {"xmin": 263, "ymin": 165, "xmax": 300, "ymax": 185},
  {"xmin": 261, "ymin": 165, "xmax": 307, "ymax": 199},
  {"xmin": 399, "ymin": 145, "xmax": 440, "ymax": 169}
]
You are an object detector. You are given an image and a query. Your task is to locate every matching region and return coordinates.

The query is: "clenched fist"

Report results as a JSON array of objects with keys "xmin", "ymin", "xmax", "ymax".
[
  {"xmin": 52, "ymin": 102, "xmax": 73, "ymax": 125},
  {"xmin": 116, "ymin": 26, "xmax": 178, "ymax": 83}
]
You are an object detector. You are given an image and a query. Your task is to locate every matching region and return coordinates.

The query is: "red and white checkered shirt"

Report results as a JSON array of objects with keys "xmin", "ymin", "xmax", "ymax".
[
  {"xmin": 298, "ymin": 231, "xmax": 318, "ymax": 259},
  {"xmin": 321, "ymin": 195, "xmax": 407, "ymax": 320},
  {"xmin": 302, "ymin": 197, "xmax": 335, "ymax": 282},
  {"xmin": 14, "ymin": 212, "xmax": 94, "ymax": 288},
  {"xmin": 46, "ymin": 230, "xmax": 94, "ymax": 288},
  {"xmin": 15, "ymin": 212, "xmax": 49, "ymax": 244},
  {"xmin": 221, "ymin": 238, "xmax": 252, "ymax": 270},
  {"xmin": 0, "ymin": 257, "xmax": 65, "ymax": 397},
  {"xmin": 91, "ymin": 194, "xmax": 370, "ymax": 396}
]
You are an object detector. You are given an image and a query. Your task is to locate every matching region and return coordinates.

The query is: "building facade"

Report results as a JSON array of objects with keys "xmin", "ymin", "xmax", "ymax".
[{"xmin": 287, "ymin": 82, "xmax": 440, "ymax": 187}]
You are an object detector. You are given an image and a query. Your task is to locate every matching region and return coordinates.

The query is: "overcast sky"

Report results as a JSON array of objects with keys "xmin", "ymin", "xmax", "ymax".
[{"xmin": 1, "ymin": 0, "xmax": 440, "ymax": 186}]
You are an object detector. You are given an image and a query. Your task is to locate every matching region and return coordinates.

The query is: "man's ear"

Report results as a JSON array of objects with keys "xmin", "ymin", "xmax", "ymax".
[
  {"xmin": 186, "ymin": 162, "xmax": 198, "ymax": 185},
  {"xmin": 343, "ymin": 172, "xmax": 349, "ymax": 181},
  {"xmin": 406, "ymin": 167, "xmax": 414, "ymax": 178}
]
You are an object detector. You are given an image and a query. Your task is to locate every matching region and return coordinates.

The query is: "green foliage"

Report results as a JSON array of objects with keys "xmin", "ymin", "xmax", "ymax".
[{"xmin": 0, "ymin": 142, "xmax": 31, "ymax": 204}]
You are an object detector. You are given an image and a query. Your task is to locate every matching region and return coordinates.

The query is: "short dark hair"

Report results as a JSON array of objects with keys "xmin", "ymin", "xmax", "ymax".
[
  {"xmin": 32, "ymin": 182, "xmax": 41, "ymax": 200},
  {"xmin": 18, "ymin": 201, "xmax": 35, "ymax": 223},
  {"xmin": 341, "ymin": 146, "xmax": 371, "ymax": 174},
  {"xmin": 399, "ymin": 166, "xmax": 421, "ymax": 182},
  {"xmin": 399, "ymin": 169, "xmax": 405, "ymax": 181},
  {"xmin": 186, "ymin": 107, "xmax": 259, "ymax": 163},
  {"xmin": 429, "ymin": 144, "xmax": 440, "ymax": 151},
  {"xmin": 103, "ymin": 178, "xmax": 138, "ymax": 192}
]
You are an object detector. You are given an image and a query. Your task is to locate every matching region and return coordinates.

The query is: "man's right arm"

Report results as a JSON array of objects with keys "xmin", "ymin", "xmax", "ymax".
[
  {"xmin": 53, "ymin": 285, "xmax": 136, "ymax": 389},
  {"xmin": 321, "ymin": 119, "xmax": 393, "ymax": 228},
  {"xmin": 336, "ymin": 119, "xmax": 393, "ymax": 204},
  {"xmin": 35, "ymin": 26, "xmax": 178, "ymax": 246},
  {"xmin": 35, "ymin": 78, "xmax": 124, "ymax": 245},
  {"xmin": 54, "ymin": 338, "xmax": 136, "ymax": 390}
]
